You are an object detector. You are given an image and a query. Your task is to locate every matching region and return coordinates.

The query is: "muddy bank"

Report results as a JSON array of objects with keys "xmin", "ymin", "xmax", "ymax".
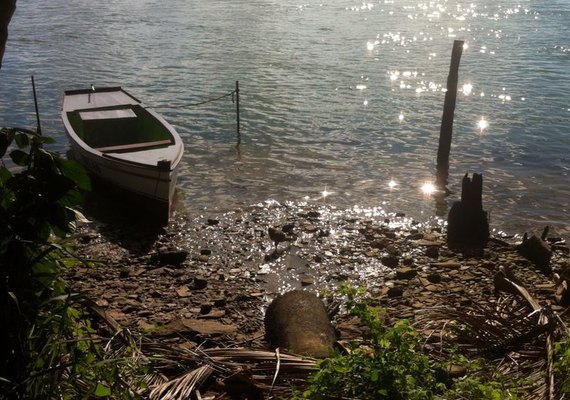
[{"xmin": 63, "ymin": 200, "xmax": 569, "ymax": 349}]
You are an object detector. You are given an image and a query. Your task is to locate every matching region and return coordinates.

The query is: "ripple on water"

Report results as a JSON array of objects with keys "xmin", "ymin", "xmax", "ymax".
[{"xmin": 1, "ymin": 0, "xmax": 568, "ymax": 238}]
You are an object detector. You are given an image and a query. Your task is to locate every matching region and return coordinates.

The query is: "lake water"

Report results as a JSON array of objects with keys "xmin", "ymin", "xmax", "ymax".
[{"xmin": 1, "ymin": 0, "xmax": 569, "ymax": 237}]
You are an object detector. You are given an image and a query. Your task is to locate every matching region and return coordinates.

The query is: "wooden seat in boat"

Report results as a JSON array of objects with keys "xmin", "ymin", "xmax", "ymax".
[{"xmin": 95, "ymin": 139, "xmax": 172, "ymax": 153}]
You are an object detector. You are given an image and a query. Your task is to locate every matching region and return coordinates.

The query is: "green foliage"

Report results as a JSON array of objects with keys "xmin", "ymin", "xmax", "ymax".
[
  {"xmin": 0, "ymin": 126, "xmax": 89, "ymax": 296},
  {"xmin": 554, "ymin": 335, "xmax": 570, "ymax": 394},
  {"xmin": 442, "ymin": 375, "xmax": 521, "ymax": 400},
  {"xmin": 1, "ymin": 126, "xmax": 150, "ymax": 399},
  {"xmin": 0, "ymin": 126, "xmax": 91, "ymax": 391},
  {"xmin": 434, "ymin": 347, "xmax": 523, "ymax": 399},
  {"xmin": 298, "ymin": 284, "xmax": 529, "ymax": 400},
  {"xmin": 301, "ymin": 284, "xmax": 445, "ymax": 400},
  {"xmin": 1, "ymin": 127, "xmax": 90, "ymax": 246},
  {"xmin": 21, "ymin": 291, "xmax": 147, "ymax": 399}
]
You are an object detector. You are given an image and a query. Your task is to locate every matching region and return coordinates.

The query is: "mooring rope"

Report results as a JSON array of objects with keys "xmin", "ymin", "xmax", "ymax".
[
  {"xmin": 152, "ymin": 81, "xmax": 241, "ymax": 145},
  {"xmin": 153, "ymin": 90, "xmax": 236, "ymax": 109}
]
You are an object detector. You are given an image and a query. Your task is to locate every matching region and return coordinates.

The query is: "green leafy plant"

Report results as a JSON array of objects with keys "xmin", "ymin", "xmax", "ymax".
[
  {"xmin": 433, "ymin": 344, "xmax": 526, "ymax": 399},
  {"xmin": 299, "ymin": 284, "xmax": 529, "ymax": 400},
  {"xmin": 301, "ymin": 284, "xmax": 446, "ymax": 400},
  {"xmin": 1, "ymin": 126, "xmax": 89, "ymax": 389},
  {"xmin": 21, "ymin": 291, "xmax": 148, "ymax": 399},
  {"xmin": 1, "ymin": 126, "xmax": 151, "ymax": 399},
  {"xmin": 554, "ymin": 335, "xmax": 570, "ymax": 394},
  {"xmin": 443, "ymin": 375, "xmax": 521, "ymax": 400}
]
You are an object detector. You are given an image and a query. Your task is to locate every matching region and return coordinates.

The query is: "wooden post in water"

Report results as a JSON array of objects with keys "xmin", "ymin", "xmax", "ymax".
[
  {"xmin": 31, "ymin": 75, "xmax": 42, "ymax": 135},
  {"xmin": 436, "ymin": 40, "xmax": 464, "ymax": 172},
  {"xmin": 235, "ymin": 80, "xmax": 240, "ymax": 145}
]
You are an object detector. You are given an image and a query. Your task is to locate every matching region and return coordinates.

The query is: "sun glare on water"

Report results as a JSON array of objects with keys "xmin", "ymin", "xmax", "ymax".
[
  {"xmin": 421, "ymin": 181, "xmax": 436, "ymax": 199},
  {"xmin": 477, "ymin": 117, "xmax": 489, "ymax": 133},
  {"xmin": 322, "ymin": 187, "xmax": 333, "ymax": 199}
]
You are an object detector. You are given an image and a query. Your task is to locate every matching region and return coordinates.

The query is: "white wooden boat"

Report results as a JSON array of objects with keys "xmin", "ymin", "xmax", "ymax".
[{"xmin": 61, "ymin": 87, "xmax": 184, "ymax": 225}]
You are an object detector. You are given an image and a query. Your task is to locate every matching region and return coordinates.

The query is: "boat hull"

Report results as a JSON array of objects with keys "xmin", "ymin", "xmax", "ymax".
[
  {"xmin": 61, "ymin": 87, "xmax": 184, "ymax": 225},
  {"xmin": 67, "ymin": 142, "xmax": 178, "ymax": 212}
]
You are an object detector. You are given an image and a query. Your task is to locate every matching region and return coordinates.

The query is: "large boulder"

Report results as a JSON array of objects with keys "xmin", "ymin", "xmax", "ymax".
[{"xmin": 264, "ymin": 290, "xmax": 337, "ymax": 358}]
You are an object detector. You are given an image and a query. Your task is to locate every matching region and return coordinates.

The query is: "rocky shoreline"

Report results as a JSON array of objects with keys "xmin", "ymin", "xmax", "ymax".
[{"xmin": 63, "ymin": 200, "xmax": 569, "ymax": 351}]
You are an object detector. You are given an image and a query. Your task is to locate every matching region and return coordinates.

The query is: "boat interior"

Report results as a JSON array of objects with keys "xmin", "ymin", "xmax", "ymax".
[{"xmin": 66, "ymin": 105, "xmax": 174, "ymax": 153}]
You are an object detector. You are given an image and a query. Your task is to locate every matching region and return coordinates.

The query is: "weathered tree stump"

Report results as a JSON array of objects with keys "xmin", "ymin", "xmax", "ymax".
[
  {"xmin": 447, "ymin": 173, "xmax": 489, "ymax": 249},
  {"xmin": 264, "ymin": 290, "xmax": 337, "ymax": 358}
]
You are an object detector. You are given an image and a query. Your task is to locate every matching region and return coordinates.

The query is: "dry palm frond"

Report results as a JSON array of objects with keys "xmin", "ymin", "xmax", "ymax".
[
  {"xmin": 416, "ymin": 298, "xmax": 552, "ymax": 397},
  {"xmin": 144, "ymin": 372, "xmax": 169, "ymax": 388},
  {"xmin": 149, "ymin": 365, "xmax": 214, "ymax": 400},
  {"xmin": 415, "ymin": 262, "xmax": 570, "ymax": 400},
  {"xmin": 141, "ymin": 344, "xmax": 318, "ymax": 399},
  {"xmin": 417, "ymin": 296, "xmax": 547, "ymax": 356},
  {"xmin": 73, "ymin": 294, "xmax": 316, "ymax": 399},
  {"xmin": 205, "ymin": 347, "xmax": 317, "ymax": 383}
]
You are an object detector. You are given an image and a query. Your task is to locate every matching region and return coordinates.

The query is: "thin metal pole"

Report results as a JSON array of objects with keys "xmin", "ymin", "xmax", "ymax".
[
  {"xmin": 31, "ymin": 75, "xmax": 41, "ymax": 135},
  {"xmin": 236, "ymin": 80, "xmax": 240, "ymax": 145}
]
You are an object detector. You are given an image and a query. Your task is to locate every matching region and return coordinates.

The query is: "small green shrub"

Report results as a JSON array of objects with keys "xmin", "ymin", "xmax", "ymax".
[
  {"xmin": 1, "ymin": 126, "xmax": 148, "ymax": 398},
  {"xmin": 442, "ymin": 371, "xmax": 523, "ymax": 400},
  {"xmin": 299, "ymin": 284, "xmax": 529, "ymax": 400},
  {"xmin": 22, "ymin": 291, "xmax": 148, "ymax": 399},
  {"xmin": 301, "ymin": 285, "xmax": 446, "ymax": 400},
  {"xmin": 1, "ymin": 126, "xmax": 91, "ymax": 387},
  {"xmin": 554, "ymin": 335, "xmax": 570, "ymax": 394}
]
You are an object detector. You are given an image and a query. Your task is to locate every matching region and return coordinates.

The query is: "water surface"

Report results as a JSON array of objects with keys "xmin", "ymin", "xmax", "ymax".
[{"xmin": 1, "ymin": 0, "xmax": 569, "ymax": 236}]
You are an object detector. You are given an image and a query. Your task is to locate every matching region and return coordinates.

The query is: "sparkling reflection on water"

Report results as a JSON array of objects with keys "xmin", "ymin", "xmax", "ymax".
[{"xmin": 1, "ymin": 0, "xmax": 569, "ymax": 237}]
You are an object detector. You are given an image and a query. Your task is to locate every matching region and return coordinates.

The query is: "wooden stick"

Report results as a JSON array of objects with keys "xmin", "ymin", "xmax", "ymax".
[
  {"xmin": 31, "ymin": 75, "xmax": 42, "ymax": 135},
  {"xmin": 236, "ymin": 80, "xmax": 241, "ymax": 145},
  {"xmin": 436, "ymin": 40, "xmax": 464, "ymax": 171}
]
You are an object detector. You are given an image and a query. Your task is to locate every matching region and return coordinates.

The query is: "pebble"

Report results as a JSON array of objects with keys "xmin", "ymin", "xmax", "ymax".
[
  {"xmin": 176, "ymin": 286, "xmax": 192, "ymax": 298},
  {"xmin": 381, "ymin": 255, "xmax": 400, "ymax": 268},
  {"xmin": 425, "ymin": 246, "xmax": 440, "ymax": 258},
  {"xmin": 396, "ymin": 267, "xmax": 417, "ymax": 280},
  {"xmin": 431, "ymin": 260, "xmax": 461, "ymax": 270},
  {"xmin": 387, "ymin": 286, "xmax": 404, "ymax": 298},
  {"xmin": 192, "ymin": 278, "xmax": 208, "ymax": 290},
  {"xmin": 63, "ymin": 201, "xmax": 569, "ymax": 355}
]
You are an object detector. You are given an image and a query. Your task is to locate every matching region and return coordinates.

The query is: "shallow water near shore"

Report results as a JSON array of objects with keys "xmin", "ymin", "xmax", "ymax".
[{"xmin": 1, "ymin": 0, "xmax": 569, "ymax": 237}]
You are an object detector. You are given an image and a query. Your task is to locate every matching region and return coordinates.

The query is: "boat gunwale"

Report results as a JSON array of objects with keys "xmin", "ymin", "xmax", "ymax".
[
  {"xmin": 63, "ymin": 86, "xmax": 142, "ymax": 104},
  {"xmin": 61, "ymin": 87, "xmax": 184, "ymax": 172}
]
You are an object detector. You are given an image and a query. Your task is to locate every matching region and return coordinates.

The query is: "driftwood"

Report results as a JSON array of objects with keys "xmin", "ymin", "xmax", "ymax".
[
  {"xmin": 554, "ymin": 265, "xmax": 570, "ymax": 306},
  {"xmin": 517, "ymin": 226, "xmax": 553, "ymax": 274},
  {"xmin": 447, "ymin": 173, "xmax": 489, "ymax": 249}
]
